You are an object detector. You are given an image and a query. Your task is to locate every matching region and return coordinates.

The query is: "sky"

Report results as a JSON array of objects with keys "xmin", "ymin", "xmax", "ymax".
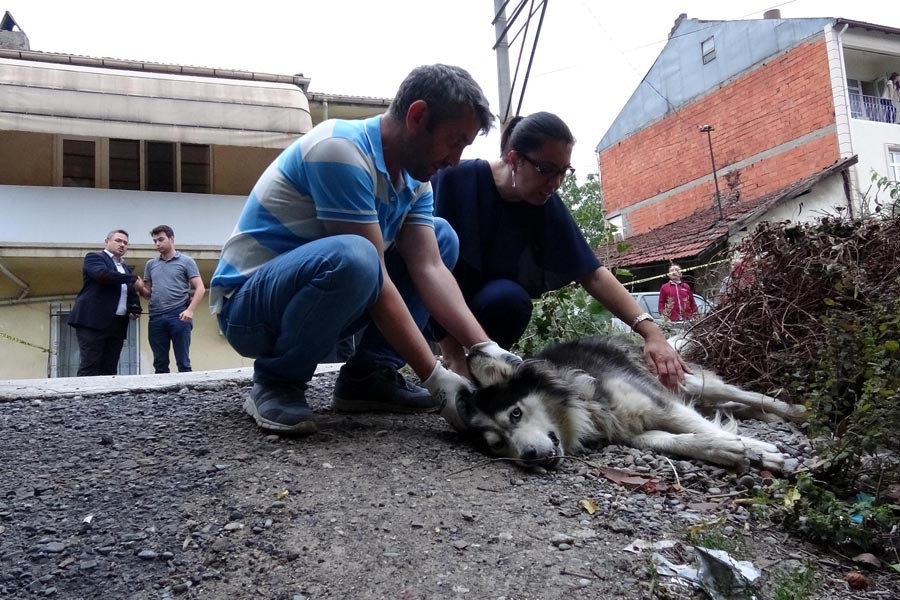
[{"xmin": 3, "ymin": 0, "xmax": 895, "ymax": 180}]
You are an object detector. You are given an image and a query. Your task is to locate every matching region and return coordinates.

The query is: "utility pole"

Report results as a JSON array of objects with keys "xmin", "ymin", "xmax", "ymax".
[
  {"xmin": 493, "ymin": 0, "xmax": 512, "ymax": 127},
  {"xmin": 699, "ymin": 124, "xmax": 724, "ymax": 220}
]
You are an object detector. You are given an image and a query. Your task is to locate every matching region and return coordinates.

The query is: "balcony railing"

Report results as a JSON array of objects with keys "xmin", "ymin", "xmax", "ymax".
[{"xmin": 850, "ymin": 93, "xmax": 899, "ymax": 124}]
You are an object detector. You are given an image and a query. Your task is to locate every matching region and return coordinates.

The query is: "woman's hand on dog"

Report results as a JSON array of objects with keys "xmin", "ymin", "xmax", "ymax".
[{"xmin": 643, "ymin": 335, "xmax": 691, "ymax": 389}]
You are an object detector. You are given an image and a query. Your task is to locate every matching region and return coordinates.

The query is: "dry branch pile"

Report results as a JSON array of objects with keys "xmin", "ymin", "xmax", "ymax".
[
  {"xmin": 684, "ymin": 216, "xmax": 900, "ymax": 401},
  {"xmin": 685, "ymin": 216, "xmax": 900, "ymax": 557}
]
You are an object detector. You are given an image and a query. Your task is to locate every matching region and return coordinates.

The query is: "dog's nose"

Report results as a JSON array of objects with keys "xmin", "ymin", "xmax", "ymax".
[
  {"xmin": 521, "ymin": 446, "xmax": 538, "ymax": 462},
  {"xmin": 548, "ymin": 431, "xmax": 560, "ymax": 447}
]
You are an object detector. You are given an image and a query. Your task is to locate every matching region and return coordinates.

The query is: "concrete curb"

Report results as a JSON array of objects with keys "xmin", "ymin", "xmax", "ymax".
[{"xmin": 0, "ymin": 364, "xmax": 343, "ymax": 401}]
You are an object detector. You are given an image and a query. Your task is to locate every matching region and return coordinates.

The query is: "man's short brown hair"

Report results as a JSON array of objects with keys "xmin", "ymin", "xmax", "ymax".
[{"xmin": 150, "ymin": 225, "xmax": 174, "ymax": 239}]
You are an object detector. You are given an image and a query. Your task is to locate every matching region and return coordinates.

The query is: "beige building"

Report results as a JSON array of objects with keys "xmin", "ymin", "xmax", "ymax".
[{"xmin": 0, "ymin": 14, "xmax": 390, "ymax": 379}]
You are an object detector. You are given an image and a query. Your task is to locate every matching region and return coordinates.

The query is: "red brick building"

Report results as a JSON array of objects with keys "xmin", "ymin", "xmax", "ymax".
[{"xmin": 597, "ymin": 13, "xmax": 900, "ymax": 291}]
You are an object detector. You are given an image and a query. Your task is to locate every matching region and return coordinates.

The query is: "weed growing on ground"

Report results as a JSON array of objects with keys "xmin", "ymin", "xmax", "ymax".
[
  {"xmin": 771, "ymin": 563, "xmax": 818, "ymax": 600},
  {"xmin": 782, "ymin": 473, "xmax": 898, "ymax": 555},
  {"xmin": 685, "ymin": 519, "xmax": 745, "ymax": 558}
]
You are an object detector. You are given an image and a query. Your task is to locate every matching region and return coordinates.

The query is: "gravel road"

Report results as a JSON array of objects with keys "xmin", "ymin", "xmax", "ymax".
[{"xmin": 1, "ymin": 374, "xmax": 897, "ymax": 599}]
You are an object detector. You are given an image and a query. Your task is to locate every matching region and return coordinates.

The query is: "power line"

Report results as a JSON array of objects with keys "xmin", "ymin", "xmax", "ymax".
[{"xmin": 494, "ymin": 0, "xmax": 549, "ymax": 124}]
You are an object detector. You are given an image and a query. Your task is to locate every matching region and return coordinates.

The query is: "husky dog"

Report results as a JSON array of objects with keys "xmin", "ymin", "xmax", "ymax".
[{"xmin": 460, "ymin": 337, "xmax": 804, "ymax": 471}]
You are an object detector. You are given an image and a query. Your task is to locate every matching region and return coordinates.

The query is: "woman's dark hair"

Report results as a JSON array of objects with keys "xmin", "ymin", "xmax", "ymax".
[
  {"xmin": 500, "ymin": 111, "xmax": 575, "ymax": 156},
  {"xmin": 891, "ymin": 72, "xmax": 900, "ymax": 87}
]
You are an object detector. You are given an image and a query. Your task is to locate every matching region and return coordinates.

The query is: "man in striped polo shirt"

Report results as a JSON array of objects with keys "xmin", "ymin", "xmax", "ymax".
[{"xmin": 211, "ymin": 64, "xmax": 521, "ymax": 435}]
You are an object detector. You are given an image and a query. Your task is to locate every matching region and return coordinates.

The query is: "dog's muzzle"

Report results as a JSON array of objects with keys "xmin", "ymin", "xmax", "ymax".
[{"xmin": 518, "ymin": 431, "xmax": 562, "ymax": 468}]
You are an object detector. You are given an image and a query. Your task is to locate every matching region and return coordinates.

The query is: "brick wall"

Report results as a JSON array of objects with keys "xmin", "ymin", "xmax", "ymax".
[{"xmin": 599, "ymin": 37, "xmax": 840, "ymax": 234}]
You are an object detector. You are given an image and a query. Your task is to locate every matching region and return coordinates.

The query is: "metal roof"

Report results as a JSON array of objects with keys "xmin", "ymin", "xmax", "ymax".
[
  {"xmin": 0, "ymin": 52, "xmax": 312, "ymax": 148},
  {"xmin": 0, "ymin": 47, "xmax": 311, "ymax": 90},
  {"xmin": 836, "ymin": 18, "xmax": 900, "ymax": 37}
]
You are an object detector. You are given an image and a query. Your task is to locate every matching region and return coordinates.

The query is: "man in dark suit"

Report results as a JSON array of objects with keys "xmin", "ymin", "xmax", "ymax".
[{"xmin": 68, "ymin": 230, "xmax": 145, "ymax": 376}]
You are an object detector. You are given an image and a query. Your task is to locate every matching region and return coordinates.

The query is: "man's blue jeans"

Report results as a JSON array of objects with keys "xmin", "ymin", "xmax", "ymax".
[
  {"xmin": 148, "ymin": 307, "xmax": 193, "ymax": 373},
  {"xmin": 426, "ymin": 278, "xmax": 533, "ymax": 350},
  {"xmin": 217, "ymin": 219, "xmax": 459, "ymax": 386}
]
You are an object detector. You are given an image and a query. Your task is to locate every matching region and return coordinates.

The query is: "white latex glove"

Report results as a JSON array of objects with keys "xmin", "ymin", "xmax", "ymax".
[
  {"xmin": 422, "ymin": 361, "xmax": 474, "ymax": 431},
  {"xmin": 465, "ymin": 341, "xmax": 523, "ymax": 367}
]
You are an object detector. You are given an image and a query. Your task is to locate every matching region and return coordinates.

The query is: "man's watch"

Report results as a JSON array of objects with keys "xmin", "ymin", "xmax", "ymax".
[{"xmin": 631, "ymin": 312, "xmax": 654, "ymax": 331}]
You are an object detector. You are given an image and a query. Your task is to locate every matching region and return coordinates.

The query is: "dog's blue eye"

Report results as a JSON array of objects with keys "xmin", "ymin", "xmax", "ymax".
[{"xmin": 510, "ymin": 407, "xmax": 522, "ymax": 422}]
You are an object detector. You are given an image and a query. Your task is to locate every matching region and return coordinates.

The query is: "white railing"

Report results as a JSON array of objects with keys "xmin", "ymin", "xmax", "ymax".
[{"xmin": 849, "ymin": 93, "xmax": 899, "ymax": 124}]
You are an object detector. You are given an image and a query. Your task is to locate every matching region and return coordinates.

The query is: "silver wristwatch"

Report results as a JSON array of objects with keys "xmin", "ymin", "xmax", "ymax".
[{"xmin": 631, "ymin": 312, "xmax": 654, "ymax": 331}]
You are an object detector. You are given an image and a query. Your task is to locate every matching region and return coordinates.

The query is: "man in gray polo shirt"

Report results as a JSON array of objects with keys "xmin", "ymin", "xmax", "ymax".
[{"xmin": 140, "ymin": 225, "xmax": 205, "ymax": 373}]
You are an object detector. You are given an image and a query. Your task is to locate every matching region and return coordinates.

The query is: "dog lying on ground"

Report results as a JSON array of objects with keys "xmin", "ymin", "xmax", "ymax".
[{"xmin": 458, "ymin": 336, "xmax": 804, "ymax": 472}]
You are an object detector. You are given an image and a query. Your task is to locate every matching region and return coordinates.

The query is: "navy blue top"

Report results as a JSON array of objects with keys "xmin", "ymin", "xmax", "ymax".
[{"xmin": 432, "ymin": 159, "xmax": 601, "ymax": 299}]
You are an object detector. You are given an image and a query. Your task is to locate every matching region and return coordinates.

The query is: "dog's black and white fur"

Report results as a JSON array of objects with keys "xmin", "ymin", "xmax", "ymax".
[{"xmin": 460, "ymin": 337, "xmax": 804, "ymax": 472}]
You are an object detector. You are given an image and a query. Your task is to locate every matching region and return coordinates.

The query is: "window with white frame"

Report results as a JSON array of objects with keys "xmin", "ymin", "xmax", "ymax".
[
  {"xmin": 889, "ymin": 147, "xmax": 900, "ymax": 182},
  {"xmin": 608, "ymin": 214, "xmax": 626, "ymax": 241},
  {"xmin": 847, "ymin": 79, "xmax": 864, "ymax": 119},
  {"xmin": 59, "ymin": 137, "xmax": 210, "ymax": 193}
]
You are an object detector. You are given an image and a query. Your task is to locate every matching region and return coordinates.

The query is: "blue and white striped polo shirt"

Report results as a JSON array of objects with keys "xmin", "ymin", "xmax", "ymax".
[{"xmin": 210, "ymin": 115, "xmax": 434, "ymax": 313}]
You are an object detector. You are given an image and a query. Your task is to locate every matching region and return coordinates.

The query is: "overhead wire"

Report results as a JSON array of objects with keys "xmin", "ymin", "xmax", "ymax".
[
  {"xmin": 505, "ymin": 0, "xmax": 532, "ymax": 124},
  {"xmin": 493, "ymin": 0, "xmax": 549, "ymax": 124},
  {"xmin": 626, "ymin": 0, "xmax": 803, "ymax": 53},
  {"xmin": 515, "ymin": 0, "xmax": 549, "ymax": 117}
]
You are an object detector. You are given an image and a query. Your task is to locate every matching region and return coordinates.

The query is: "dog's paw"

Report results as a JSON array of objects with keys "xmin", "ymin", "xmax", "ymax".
[
  {"xmin": 467, "ymin": 351, "xmax": 517, "ymax": 387},
  {"xmin": 740, "ymin": 437, "xmax": 788, "ymax": 472},
  {"xmin": 740, "ymin": 436, "xmax": 780, "ymax": 455},
  {"xmin": 757, "ymin": 451, "xmax": 787, "ymax": 473},
  {"xmin": 782, "ymin": 403, "xmax": 807, "ymax": 422},
  {"xmin": 717, "ymin": 438, "xmax": 750, "ymax": 469},
  {"xmin": 692, "ymin": 435, "xmax": 747, "ymax": 469}
]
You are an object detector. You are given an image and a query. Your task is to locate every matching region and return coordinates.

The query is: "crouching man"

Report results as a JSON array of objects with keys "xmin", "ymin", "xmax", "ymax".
[{"xmin": 210, "ymin": 64, "xmax": 520, "ymax": 434}]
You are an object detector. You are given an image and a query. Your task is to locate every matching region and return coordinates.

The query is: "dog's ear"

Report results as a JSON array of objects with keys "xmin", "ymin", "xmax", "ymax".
[
  {"xmin": 467, "ymin": 352, "xmax": 518, "ymax": 387},
  {"xmin": 512, "ymin": 361, "xmax": 596, "ymax": 403}
]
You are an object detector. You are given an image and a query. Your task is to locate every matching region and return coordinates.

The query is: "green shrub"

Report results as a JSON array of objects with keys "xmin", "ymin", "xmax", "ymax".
[
  {"xmin": 683, "ymin": 215, "xmax": 900, "ymax": 557},
  {"xmin": 782, "ymin": 474, "xmax": 898, "ymax": 554},
  {"xmin": 514, "ymin": 285, "xmax": 614, "ymax": 357},
  {"xmin": 794, "ymin": 297, "xmax": 900, "ymax": 485}
]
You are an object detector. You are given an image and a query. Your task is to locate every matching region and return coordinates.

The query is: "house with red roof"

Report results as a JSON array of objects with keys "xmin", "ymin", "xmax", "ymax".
[{"xmin": 596, "ymin": 11, "xmax": 900, "ymax": 293}]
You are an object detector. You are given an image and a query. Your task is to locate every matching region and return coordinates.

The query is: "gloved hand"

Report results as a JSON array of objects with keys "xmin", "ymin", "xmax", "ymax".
[
  {"xmin": 465, "ymin": 341, "xmax": 523, "ymax": 367},
  {"xmin": 422, "ymin": 361, "xmax": 474, "ymax": 431}
]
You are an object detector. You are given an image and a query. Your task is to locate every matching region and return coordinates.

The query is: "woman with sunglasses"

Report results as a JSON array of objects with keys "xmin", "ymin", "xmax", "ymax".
[{"xmin": 431, "ymin": 111, "xmax": 688, "ymax": 388}]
